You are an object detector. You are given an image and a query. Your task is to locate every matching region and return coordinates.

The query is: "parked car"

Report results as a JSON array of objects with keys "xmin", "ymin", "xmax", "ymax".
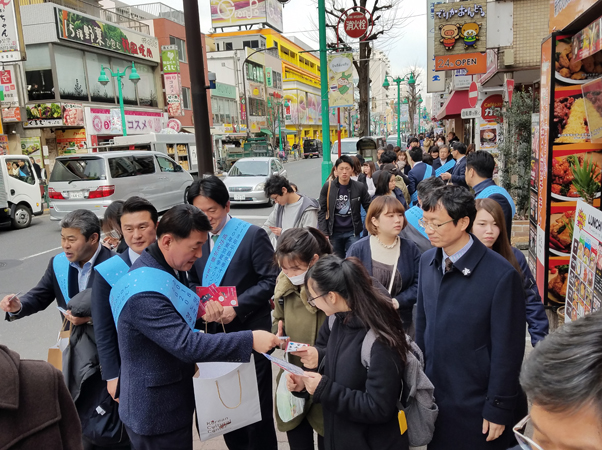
[
  {"xmin": 387, "ymin": 135, "xmax": 407, "ymax": 149},
  {"xmin": 302, "ymin": 139, "xmax": 323, "ymax": 158},
  {"xmin": 0, "ymin": 155, "xmax": 43, "ymax": 229},
  {"xmin": 223, "ymin": 157, "xmax": 287, "ymax": 206},
  {"xmin": 330, "ymin": 137, "xmax": 378, "ymax": 164},
  {"xmin": 48, "ymin": 151, "xmax": 193, "ymax": 221}
]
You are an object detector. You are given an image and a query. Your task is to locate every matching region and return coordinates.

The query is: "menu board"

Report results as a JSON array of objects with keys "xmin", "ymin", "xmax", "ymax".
[{"xmin": 564, "ymin": 199, "xmax": 602, "ymax": 322}]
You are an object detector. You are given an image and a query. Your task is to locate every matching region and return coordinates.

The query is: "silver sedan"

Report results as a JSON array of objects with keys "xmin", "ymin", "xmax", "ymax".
[{"xmin": 223, "ymin": 157, "xmax": 287, "ymax": 206}]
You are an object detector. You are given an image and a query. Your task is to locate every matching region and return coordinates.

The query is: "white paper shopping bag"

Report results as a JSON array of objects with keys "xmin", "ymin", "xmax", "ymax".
[{"xmin": 194, "ymin": 355, "xmax": 261, "ymax": 441}]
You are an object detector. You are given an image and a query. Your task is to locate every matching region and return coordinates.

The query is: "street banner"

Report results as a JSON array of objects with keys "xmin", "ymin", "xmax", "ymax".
[
  {"xmin": 327, "ymin": 53, "xmax": 354, "ymax": 108},
  {"xmin": 0, "ymin": 0, "xmax": 25, "ymax": 62},
  {"xmin": 162, "ymin": 45, "xmax": 184, "ymax": 117},
  {"xmin": 161, "ymin": 45, "xmax": 180, "ymax": 74}
]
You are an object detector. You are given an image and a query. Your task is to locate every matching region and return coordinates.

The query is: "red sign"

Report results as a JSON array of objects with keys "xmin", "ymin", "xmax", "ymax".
[
  {"xmin": 468, "ymin": 82, "xmax": 479, "ymax": 108},
  {"xmin": 481, "ymin": 94, "xmax": 503, "ymax": 121},
  {"xmin": 344, "ymin": 11, "xmax": 369, "ymax": 39},
  {"xmin": 240, "ymin": 97, "xmax": 247, "ymax": 121},
  {"xmin": 434, "ymin": 52, "xmax": 487, "ymax": 75},
  {"xmin": 167, "ymin": 119, "xmax": 181, "ymax": 132},
  {"xmin": 505, "ymin": 79, "xmax": 515, "ymax": 107}
]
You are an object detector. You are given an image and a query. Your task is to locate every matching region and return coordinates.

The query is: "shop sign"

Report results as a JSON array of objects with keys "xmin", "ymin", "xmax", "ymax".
[
  {"xmin": 209, "ymin": 0, "xmax": 283, "ymax": 33},
  {"xmin": 161, "ymin": 45, "xmax": 180, "ymax": 74},
  {"xmin": 265, "ymin": 67, "xmax": 273, "ymax": 88},
  {"xmin": 164, "ymin": 72, "xmax": 183, "ymax": 117},
  {"xmin": 434, "ymin": 52, "xmax": 486, "ymax": 74},
  {"xmin": 481, "ymin": 94, "xmax": 503, "ymax": 121},
  {"xmin": 248, "ymin": 81, "xmax": 265, "ymax": 100},
  {"xmin": 549, "ymin": 0, "xmax": 598, "ymax": 33},
  {"xmin": 0, "ymin": 0, "xmax": 25, "ymax": 62},
  {"xmin": 213, "ymin": 82, "xmax": 237, "ymax": 99},
  {"xmin": 55, "ymin": 8, "xmax": 159, "ymax": 63},
  {"xmin": 453, "ymin": 69, "xmax": 472, "ymax": 90},
  {"xmin": 478, "ymin": 49, "xmax": 498, "ymax": 84},
  {"xmin": 166, "ymin": 118, "xmax": 181, "ymax": 132},
  {"xmin": 461, "ymin": 108, "xmax": 480, "ymax": 119},
  {"xmin": 56, "ymin": 128, "xmax": 86, "ymax": 154},
  {"xmin": 240, "ymin": 96, "xmax": 247, "ymax": 121},
  {"xmin": 2, "ymin": 105, "xmax": 20, "ymax": 122},
  {"xmin": 327, "ymin": 53, "xmax": 354, "ymax": 108},
  {"xmin": 0, "ymin": 67, "xmax": 18, "ymax": 106},
  {"xmin": 434, "ymin": 1, "xmax": 487, "ymax": 57},
  {"xmin": 86, "ymin": 107, "xmax": 166, "ymax": 135},
  {"xmin": 479, "ymin": 122, "xmax": 499, "ymax": 152},
  {"xmin": 24, "ymin": 102, "xmax": 62, "ymax": 127},
  {"xmin": 62, "ymin": 103, "xmax": 84, "ymax": 127},
  {"xmin": 427, "ymin": 1, "xmax": 446, "ymax": 93}
]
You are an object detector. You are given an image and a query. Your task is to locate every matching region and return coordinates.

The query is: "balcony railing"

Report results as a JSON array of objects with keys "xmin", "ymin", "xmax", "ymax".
[{"xmin": 106, "ymin": 3, "xmax": 185, "ymax": 26}]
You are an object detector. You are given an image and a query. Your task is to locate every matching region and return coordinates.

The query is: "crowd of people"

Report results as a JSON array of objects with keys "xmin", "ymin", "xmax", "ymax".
[{"xmin": 0, "ymin": 136, "xmax": 599, "ymax": 450}]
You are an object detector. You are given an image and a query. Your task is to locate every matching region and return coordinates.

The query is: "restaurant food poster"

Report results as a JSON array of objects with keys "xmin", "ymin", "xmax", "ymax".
[
  {"xmin": 24, "ymin": 103, "xmax": 62, "ymax": 127},
  {"xmin": 479, "ymin": 122, "xmax": 498, "ymax": 153},
  {"xmin": 62, "ymin": 103, "xmax": 84, "ymax": 127},
  {"xmin": 0, "ymin": 135, "xmax": 8, "ymax": 156},
  {"xmin": 297, "ymin": 92, "xmax": 307, "ymax": 124},
  {"xmin": 0, "ymin": 67, "xmax": 18, "ymax": 106},
  {"xmin": 56, "ymin": 128, "xmax": 87, "ymax": 154},
  {"xmin": 55, "ymin": 8, "xmax": 159, "ymax": 63},
  {"xmin": 564, "ymin": 199, "xmax": 602, "ymax": 322},
  {"xmin": 328, "ymin": 53, "xmax": 354, "ymax": 108},
  {"xmin": 20, "ymin": 137, "xmax": 41, "ymax": 156}
]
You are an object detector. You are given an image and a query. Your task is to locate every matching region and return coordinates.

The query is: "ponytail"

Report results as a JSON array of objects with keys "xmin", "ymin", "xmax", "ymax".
[{"xmin": 275, "ymin": 227, "xmax": 332, "ymax": 267}]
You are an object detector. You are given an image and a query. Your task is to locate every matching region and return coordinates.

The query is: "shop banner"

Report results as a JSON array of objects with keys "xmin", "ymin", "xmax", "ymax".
[
  {"xmin": 0, "ymin": 135, "xmax": 7, "ymax": 155},
  {"xmin": 434, "ymin": 52, "xmax": 486, "ymax": 75},
  {"xmin": 297, "ymin": 92, "xmax": 307, "ymax": 124},
  {"xmin": 55, "ymin": 8, "xmax": 159, "ymax": 63},
  {"xmin": 549, "ymin": 0, "xmax": 598, "ymax": 34},
  {"xmin": 284, "ymin": 92, "xmax": 296, "ymax": 124},
  {"xmin": 210, "ymin": 0, "xmax": 283, "ymax": 33},
  {"xmin": 434, "ymin": 1, "xmax": 487, "ymax": 57},
  {"xmin": 564, "ymin": 199, "xmax": 602, "ymax": 322},
  {"xmin": 56, "ymin": 128, "xmax": 86, "ymax": 154},
  {"xmin": 240, "ymin": 97, "xmax": 247, "ymax": 121},
  {"xmin": 427, "ymin": 1, "xmax": 445, "ymax": 93},
  {"xmin": 24, "ymin": 103, "xmax": 62, "ymax": 127},
  {"xmin": 161, "ymin": 45, "xmax": 180, "ymax": 74},
  {"xmin": 0, "ymin": 0, "xmax": 25, "ymax": 62},
  {"xmin": 0, "ymin": 67, "xmax": 18, "ymax": 106},
  {"xmin": 86, "ymin": 107, "xmax": 166, "ymax": 136},
  {"xmin": 164, "ymin": 73, "xmax": 183, "ymax": 117},
  {"xmin": 2, "ymin": 105, "xmax": 20, "ymax": 122},
  {"xmin": 327, "ymin": 53, "xmax": 354, "ymax": 108},
  {"xmin": 62, "ymin": 103, "xmax": 84, "ymax": 127},
  {"xmin": 20, "ymin": 136, "xmax": 41, "ymax": 166}
]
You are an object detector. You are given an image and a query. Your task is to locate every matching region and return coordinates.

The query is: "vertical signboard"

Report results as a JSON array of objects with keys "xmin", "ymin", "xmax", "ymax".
[
  {"xmin": 327, "ymin": 53, "xmax": 354, "ymax": 108},
  {"xmin": 427, "ymin": 1, "xmax": 445, "ymax": 93},
  {"xmin": 162, "ymin": 45, "xmax": 183, "ymax": 117},
  {"xmin": 0, "ymin": 0, "xmax": 25, "ymax": 62}
]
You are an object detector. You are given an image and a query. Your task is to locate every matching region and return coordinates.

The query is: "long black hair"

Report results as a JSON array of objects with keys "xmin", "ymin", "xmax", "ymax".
[
  {"xmin": 275, "ymin": 227, "xmax": 332, "ymax": 267},
  {"xmin": 306, "ymin": 255, "xmax": 409, "ymax": 363},
  {"xmin": 374, "ymin": 171, "xmax": 394, "ymax": 196}
]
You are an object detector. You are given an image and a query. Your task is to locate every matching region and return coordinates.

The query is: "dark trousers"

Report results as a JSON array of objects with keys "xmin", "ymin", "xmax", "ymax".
[
  {"xmin": 83, "ymin": 436, "xmax": 131, "ymax": 450},
  {"xmin": 125, "ymin": 424, "xmax": 192, "ymax": 450},
  {"xmin": 330, "ymin": 230, "xmax": 360, "ymax": 258},
  {"xmin": 223, "ymin": 351, "xmax": 277, "ymax": 450},
  {"xmin": 286, "ymin": 417, "xmax": 325, "ymax": 450}
]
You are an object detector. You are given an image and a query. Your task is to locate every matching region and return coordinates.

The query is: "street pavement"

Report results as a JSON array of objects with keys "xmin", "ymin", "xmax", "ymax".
[{"xmin": 0, "ymin": 157, "xmax": 323, "ymax": 450}]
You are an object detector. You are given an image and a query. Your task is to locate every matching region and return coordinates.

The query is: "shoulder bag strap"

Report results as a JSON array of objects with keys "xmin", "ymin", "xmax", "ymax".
[{"xmin": 326, "ymin": 180, "xmax": 332, "ymax": 220}]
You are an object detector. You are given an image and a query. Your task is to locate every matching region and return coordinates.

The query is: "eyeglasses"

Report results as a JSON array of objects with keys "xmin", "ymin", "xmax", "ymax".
[
  {"xmin": 513, "ymin": 416, "xmax": 544, "ymax": 450},
  {"xmin": 418, "ymin": 218, "xmax": 454, "ymax": 231},
  {"xmin": 307, "ymin": 292, "xmax": 328, "ymax": 307}
]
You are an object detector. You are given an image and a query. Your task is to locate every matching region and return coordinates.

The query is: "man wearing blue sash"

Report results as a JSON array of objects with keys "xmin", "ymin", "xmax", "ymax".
[
  {"xmin": 92, "ymin": 197, "xmax": 159, "ymax": 402},
  {"xmin": 441, "ymin": 142, "xmax": 468, "ymax": 188},
  {"xmin": 401, "ymin": 177, "xmax": 444, "ymax": 254},
  {"xmin": 114, "ymin": 204, "xmax": 280, "ymax": 449},
  {"xmin": 432, "ymin": 145, "xmax": 455, "ymax": 175},
  {"xmin": 0, "ymin": 209, "xmax": 119, "ymax": 449},
  {"xmin": 466, "ymin": 151, "xmax": 516, "ymax": 240},
  {"xmin": 187, "ymin": 176, "xmax": 280, "ymax": 450},
  {"xmin": 407, "ymin": 147, "xmax": 434, "ymax": 204}
]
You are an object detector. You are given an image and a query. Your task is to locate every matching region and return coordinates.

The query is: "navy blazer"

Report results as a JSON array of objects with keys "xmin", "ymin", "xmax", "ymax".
[
  {"xmin": 450, "ymin": 156, "xmax": 468, "ymax": 187},
  {"xmin": 189, "ymin": 223, "xmax": 278, "ymax": 333},
  {"xmin": 513, "ymin": 248, "xmax": 549, "ymax": 346},
  {"xmin": 118, "ymin": 249, "xmax": 254, "ymax": 437},
  {"xmin": 407, "ymin": 163, "xmax": 433, "ymax": 195},
  {"xmin": 416, "ymin": 237, "xmax": 525, "ymax": 449},
  {"xmin": 347, "ymin": 236, "xmax": 420, "ymax": 326},
  {"xmin": 432, "ymin": 157, "xmax": 454, "ymax": 174},
  {"xmin": 91, "ymin": 250, "xmax": 132, "ymax": 380},
  {"xmin": 474, "ymin": 179, "xmax": 513, "ymax": 239},
  {"xmin": 6, "ymin": 245, "xmax": 114, "ymax": 322}
]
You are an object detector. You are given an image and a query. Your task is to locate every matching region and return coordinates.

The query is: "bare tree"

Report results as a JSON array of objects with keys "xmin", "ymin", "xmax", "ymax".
[{"xmin": 397, "ymin": 66, "xmax": 423, "ymax": 136}]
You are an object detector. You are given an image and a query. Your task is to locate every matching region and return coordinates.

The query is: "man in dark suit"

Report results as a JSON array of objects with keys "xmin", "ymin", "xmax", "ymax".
[
  {"xmin": 115, "ymin": 205, "xmax": 280, "ymax": 449},
  {"xmin": 187, "ymin": 176, "xmax": 279, "ymax": 450},
  {"xmin": 415, "ymin": 186, "xmax": 525, "ymax": 450},
  {"xmin": 466, "ymin": 151, "xmax": 515, "ymax": 240},
  {"xmin": 92, "ymin": 196, "xmax": 159, "ymax": 401},
  {"xmin": 441, "ymin": 142, "xmax": 468, "ymax": 187},
  {"xmin": 407, "ymin": 147, "xmax": 433, "ymax": 197},
  {"xmin": 0, "ymin": 209, "xmax": 118, "ymax": 450},
  {"xmin": 432, "ymin": 145, "xmax": 454, "ymax": 174}
]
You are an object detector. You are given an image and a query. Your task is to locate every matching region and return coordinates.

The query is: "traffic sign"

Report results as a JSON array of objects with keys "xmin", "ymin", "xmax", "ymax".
[
  {"xmin": 468, "ymin": 82, "xmax": 479, "ymax": 108},
  {"xmin": 344, "ymin": 11, "xmax": 369, "ymax": 39},
  {"xmin": 461, "ymin": 108, "xmax": 480, "ymax": 119}
]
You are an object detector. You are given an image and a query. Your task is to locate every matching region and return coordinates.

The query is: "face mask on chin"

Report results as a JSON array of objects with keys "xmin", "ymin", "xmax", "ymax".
[{"xmin": 286, "ymin": 270, "xmax": 307, "ymax": 286}]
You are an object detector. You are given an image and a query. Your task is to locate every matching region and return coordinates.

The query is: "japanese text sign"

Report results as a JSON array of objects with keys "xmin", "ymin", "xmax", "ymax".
[
  {"xmin": 434, "ymin": 1, "xmax": 487, "ymax": 57},
  {"xmin": 327, "ymin": 53, "xmax": 354, "ymax": 108},
  {"xmin": 161, "ymin": 45, "xmax": 180, "ymax": 74},
  {"xmin": 86, "ymin": 107, "xmax": 166, "ymax": 135},
  {"xmin": 0, "ymin": 0, "xmax": 24, "ymax": 62},
  {"xmin": 434, "ymin": 52, "xmax": 487, "ymax": 74},
  {"xmin": 0, "ymin": 66, "xmax": 18, "ymax": 106}
]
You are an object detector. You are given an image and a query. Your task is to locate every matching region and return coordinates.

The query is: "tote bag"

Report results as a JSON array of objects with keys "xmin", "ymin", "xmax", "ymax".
[
  {"xmin": 47, "ymin": 319, "xmax": 71, "ymax": 371},
  {"xmin": 194, "ymin": 355, "xmax": 262, "ymax": 441}
]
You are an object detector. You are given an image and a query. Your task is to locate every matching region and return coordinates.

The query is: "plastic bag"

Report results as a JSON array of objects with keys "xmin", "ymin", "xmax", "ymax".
[{"xmin": 275, "ymin": 372, "xmax": 305, "ymax": 423}]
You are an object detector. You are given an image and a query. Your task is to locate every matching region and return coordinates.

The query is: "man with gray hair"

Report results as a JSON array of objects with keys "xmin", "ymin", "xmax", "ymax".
[{"xmin": 512, "ymin": 311, "xmax": 602, "ymax": 450}]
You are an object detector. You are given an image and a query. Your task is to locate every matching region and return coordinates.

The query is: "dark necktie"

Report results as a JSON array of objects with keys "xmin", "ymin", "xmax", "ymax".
[
  {"xmin": 445, "ymin": 257, "xmax": 454, "ymax": 274},
  {"xmin": 212, "ymin": 234, "xmax": 219, "ymax": 244}
]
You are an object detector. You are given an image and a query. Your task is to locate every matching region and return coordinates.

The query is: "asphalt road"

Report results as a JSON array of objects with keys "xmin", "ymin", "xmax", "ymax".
[{"xmin": 0, "ymin": 157, "xmax": 324, "ymax": 360}]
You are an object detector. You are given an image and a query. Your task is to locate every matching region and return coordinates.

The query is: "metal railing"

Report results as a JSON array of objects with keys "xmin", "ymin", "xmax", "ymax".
[
  {"xmin": 19, "ymin": 0, "xmax": 151, "ymax": 34},
  {"xmin": 106, "ymin": 3, "xmax": 185, "ymax": 26}
]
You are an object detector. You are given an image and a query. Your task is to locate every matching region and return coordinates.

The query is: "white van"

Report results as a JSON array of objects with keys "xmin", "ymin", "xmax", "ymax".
[
  {"xmin": 0, "ymin": 155, "xmax": 44, "ymax": 229},
  {"xmin": 330, "ymin": 137, "xmax": 378, "ymax": 164},
  {"xmin": 48, "ymin": 151, "xmax": 193, "ymax": 221}
]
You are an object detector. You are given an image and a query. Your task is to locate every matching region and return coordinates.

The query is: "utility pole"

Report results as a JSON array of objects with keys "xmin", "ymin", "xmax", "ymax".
[
  {"xmin": 319, "ymin": 0, "xmax": 332, "ymax": 184},
  {"xmin": 183, "ymin": 0, "xmax": 213, "ymax": 175}
]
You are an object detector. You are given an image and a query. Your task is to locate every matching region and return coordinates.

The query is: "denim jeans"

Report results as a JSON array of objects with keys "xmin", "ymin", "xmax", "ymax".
[{"xmin": 330, "ymin": 230, "xmax": 360, "ymax": 258}]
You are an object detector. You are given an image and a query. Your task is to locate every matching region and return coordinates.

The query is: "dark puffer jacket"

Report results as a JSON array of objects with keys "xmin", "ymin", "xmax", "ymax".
[{"xmin": 312, "ymin": 312, "xmax": 409, "ymax": 450}]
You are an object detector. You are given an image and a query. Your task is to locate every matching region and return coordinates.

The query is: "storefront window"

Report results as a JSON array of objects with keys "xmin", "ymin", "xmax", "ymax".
[
  {"xmin": 86, "ymin": 52, "xmax": 115, "ymax": 103},
  {"xmin": 136, "ymin": 63, "xmax": 157, "ymax": 107},
  {"xmin": 24, "ymin": 44, "xmax": 54, "ymax": 101},
  {"xmin": 54, "ymin": 45, "xmax": 88, "ymax": 102},
  {"xmin": 111, "ymin": 58, "xmax": 137, "ymax": 105}
]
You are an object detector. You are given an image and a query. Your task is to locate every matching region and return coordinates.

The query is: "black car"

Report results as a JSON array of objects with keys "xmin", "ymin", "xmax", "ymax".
[{"xmin": 302, "ymin": 139, "xmax": 323, "ymax": 158}]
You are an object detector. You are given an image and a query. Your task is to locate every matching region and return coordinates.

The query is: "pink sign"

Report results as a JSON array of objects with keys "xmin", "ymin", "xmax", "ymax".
[
  {"xmin": 164, "ymin": 73, "xmax": 183, "ymax": 117},
  {"xmin": 86, "ymin": 107, "xmax": 166, "ymax": 135}
]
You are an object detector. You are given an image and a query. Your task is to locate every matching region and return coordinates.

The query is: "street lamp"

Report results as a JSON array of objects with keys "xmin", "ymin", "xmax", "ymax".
[
  {"xmin": 382, "ymin": 73, "xmax": 416, "ymax": 147},
  {"xmin": 98, "ymin": 62, "xmax": 140, "ymax": 137}
]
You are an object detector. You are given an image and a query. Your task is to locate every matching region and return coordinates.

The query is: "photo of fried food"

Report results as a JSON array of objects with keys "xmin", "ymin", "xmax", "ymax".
[
  {"xmin": 554, "ymin": 97, "xmax": 590, "ymax": 143},
  {"xmin": 549, "ymin": 211, "xmax": 575, "ymax": 254},
  {"xmin": 548, "ymin": 264, "xmax": 569, "ymax": 303},
  {"xmin": 556, "ymin": 39, "xmax": 602, "ymax": 82},
  {"xmin": 551, "ymin": 153, "xmax": 602, "ymax": 199}
]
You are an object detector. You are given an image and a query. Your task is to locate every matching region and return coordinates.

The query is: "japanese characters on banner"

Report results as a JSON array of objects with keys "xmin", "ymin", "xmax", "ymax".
[
  {"xmin": 529, "ymin": 113, "xmax": 540, "ymax": 277},
  {"xmin": 24, "ymin": 103, "xmax": 62, "ymax": 127},
  {"xmin": 62, "ymin": 103, "xmax": 84, "ymax": 126},
  {"xmin": 564, "ymin": 199, "xmax": 602, "ymax": 322},
  {"xmin": 85, "ymin": 107, "xmax": 166, "ymax": 135},
  {"xmin": 0, "ymin": 67, "xmax": 18, "ymax": 106},
  {"xmin": 328, "ymin": 53, "xmax": 354, "ymax": 108},
  {"xmin": 161, "ymin": 45, "xmax": 180, "ymax": 74},
  {"xmin": 427, "ymin": 1, "xmax": 445, "ymax": 93},
  {"xmin": 0, "ymin": 0, "xmax": 24, "ymax": 62},
  {"xmin": 56, "ymin": 129, "xmax": 86, "ymax": 154},
  {"xmin": 161, "ymin": 45, "xmax": 183, "ymax": 117},
  {"xmin": 55, "ymin": 8, "xmax": 159, "ymax": 63}
]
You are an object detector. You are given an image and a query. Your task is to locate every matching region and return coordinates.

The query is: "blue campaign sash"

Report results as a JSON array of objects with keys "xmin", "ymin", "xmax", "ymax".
[
  {"xmin": 109, "ymin": 267, "xmax": 199, "ymax": 329},
  {"xmin": 410, "ymin": 165, "xmax": 434, "ymax": 205},
  {"xmin": 405, "ymin": 206, "xmax": 428, "ymax": 239},
  {"xmin": 435, "ymin": 159, "xmax": 456, "ymax": 177},
  {"xmin": 52, "ymin": 252, "xmax": 71, "ymax": 304},
  {"xmin": 95, "ymin": 255, "xmax": 130, "ymax": 288},
  {"xmin": 476, "ymin": 185, "xmax": 516, "ymax": 217},
  {"xmin": 202, "ymin": 217, "xmax": 251, "ymax": 287}
]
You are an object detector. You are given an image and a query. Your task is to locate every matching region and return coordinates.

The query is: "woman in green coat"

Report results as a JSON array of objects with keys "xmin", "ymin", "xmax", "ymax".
[{"xmin": 272, "ymin": 227, "xmax": 332, "ymax": 450}]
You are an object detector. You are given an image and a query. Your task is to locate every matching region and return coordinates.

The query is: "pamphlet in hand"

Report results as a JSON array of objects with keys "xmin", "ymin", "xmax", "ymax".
[
  {"xmin": 195, "ymin": 285, "xmax": 239, "ymax": 307},
  {"xmin": 286, "ymin": 342, "xmax": 309, "ymax": 353},
  {"xmin": 262, "ymin": 353, "xmax": 307, "ymax": 377}
]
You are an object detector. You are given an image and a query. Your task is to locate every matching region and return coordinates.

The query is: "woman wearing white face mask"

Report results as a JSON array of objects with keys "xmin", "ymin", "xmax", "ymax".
[{"xmin": 272, "ymin": 227, "xmax": 332, "ymax": 450}]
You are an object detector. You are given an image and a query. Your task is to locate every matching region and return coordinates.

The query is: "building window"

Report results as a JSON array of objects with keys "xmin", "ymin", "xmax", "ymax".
[
  {"xmin": 86, "ymin": 52, "xmax": 114, "ymax": 103},
  {"xmin": 245, "ymin": 61, "xmax": 264, "ymax": 83},
  {"xmin": 136, "ymin": 63, "xmax": 158, "ymax": 107},
  {"xmin": 225, "ymin": 42, "xmax": 233, "ymax": 50},
  {"xmin": 24, "ymin": 44, "xmax": 54, "ymax": 101},
  {"xmin": 169, "ymin": 36, "xmax": 187, "ymax": 62},
  {"xmin": 182, "ymin": 87, "xmax": 191, "ymax": 110},
  {"xmin": 273, "ymin": 71, "xmax": 282, "ymax": 90},
  {"xmin": 248, "ymin": 98, "xmax": 265, "ymax": 116},
  {"xmin": 54, "ymin": 45, "xmax": 89, "ymax": 101}
]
